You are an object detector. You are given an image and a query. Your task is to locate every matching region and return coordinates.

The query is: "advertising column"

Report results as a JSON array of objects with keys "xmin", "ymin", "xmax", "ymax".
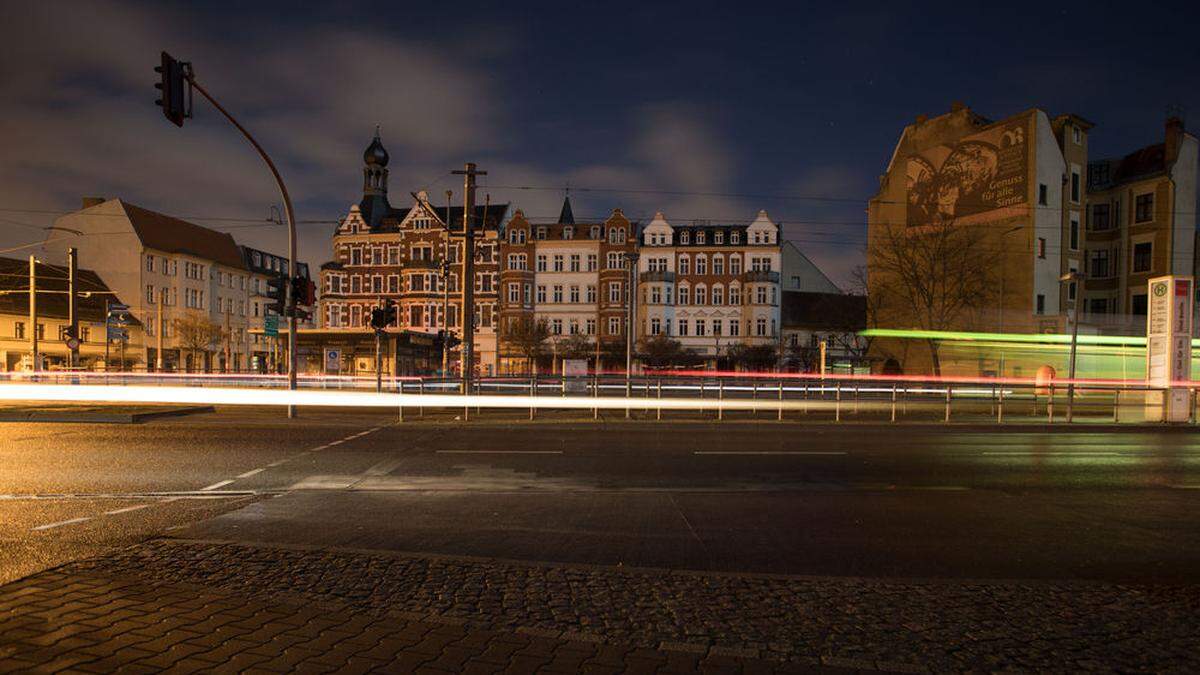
[{"xmin": 1145, "ymin": 276, "xmax": 1194, "ymax": 422}]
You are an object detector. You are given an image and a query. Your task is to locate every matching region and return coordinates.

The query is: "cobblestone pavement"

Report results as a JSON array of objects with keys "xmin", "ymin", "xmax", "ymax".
[{"xmin": 3, "ymin": 538, "xmax": 1190, "ymax": 672}]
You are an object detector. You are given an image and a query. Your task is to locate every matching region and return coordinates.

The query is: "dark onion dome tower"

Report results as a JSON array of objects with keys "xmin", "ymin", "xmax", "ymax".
[{"xmin": 360, "ymin": 127, "xmax": 392, "ymax": 229}]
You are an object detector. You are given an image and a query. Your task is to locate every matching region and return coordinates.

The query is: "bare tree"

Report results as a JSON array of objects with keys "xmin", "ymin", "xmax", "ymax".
[
  {"xmin": 501, "ymin": 317, "xmax": 551, "ymax": 374},
  {"xmin": 868, "ymin": 222, "xmax": 997, "ymax": 374},
  {"xmin": 638, "ymin": 335, "xmax": 700, "ymax": 369},
  {"xmin": 557, "ymin": 334, "xmax": 593, "ymax": 362},
  {"xmin": 172, "ymin": 312, "xmax": 224, "ymax": 373}
]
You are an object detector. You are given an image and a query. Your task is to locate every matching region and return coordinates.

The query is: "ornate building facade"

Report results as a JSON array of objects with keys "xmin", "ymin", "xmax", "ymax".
[{"xmin": 318, "ymin": 133, "xmax": 507, "ymax": 375}]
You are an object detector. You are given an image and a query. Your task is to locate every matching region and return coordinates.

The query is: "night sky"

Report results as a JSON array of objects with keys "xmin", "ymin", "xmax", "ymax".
[{"xmin": 3, "ymin": 1, "xmax": 1198, "ymax": 286}]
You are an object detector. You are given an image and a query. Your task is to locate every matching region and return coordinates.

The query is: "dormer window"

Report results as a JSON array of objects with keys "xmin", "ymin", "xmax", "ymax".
[
  {"xmin": 591, "ymin": 226, "xmax": 601, "ymax": 239},
  {"xmin": 731, "ymin": 232, "xmax": 740, "ymax": 245},
  {"xmin": 680, "ymin": 231, "xmax": 690, "ymax": 245},
  {"xmin": 714, "ymin": 231, "xmax": 724, "ymax": 244},
  {"xmin": 697, "ymin": 231, "xmax": 706, "ymax": 245},
  {"xmin": 536, "ymin": 226, "xmax": 547, "ymax": 240},
  {"xmin": 563, "ymin": 226, "xmax": 573, "ymax": 240}
]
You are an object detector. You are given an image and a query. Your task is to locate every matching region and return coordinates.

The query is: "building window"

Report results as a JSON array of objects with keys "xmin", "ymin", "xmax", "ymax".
[
  {"xmin": 1037, "ymin": 238, "xmax": 1046, "ymax": 259},
  {"xmin": 551, "ymin": 318, "xmax": 562, "ymax": 334},
  {"xmin": 14, "ymin": 322, "xmax": 25, "ymax": 339},
  {"xmin": 695, "ymin": 255, "xmax": 707, "ymax": 275},
  {"xmin": 1131, "ymin": 293, "xmax": 1148, "ymax": 316},
  {"xmin": 1036, "ymin": 294, "xmax": 1045, "ymax": 315},
  {"xmin": 145, "ymin": 255, "xmax": 155, "ymax": 272},
  {"xmin": 695, "ymin": 319, "xmax": 706, "ymax": 337},
  {"xmin": 1072, "ymin": 126, "xmax": 1081, "ymax": 145},
  {"xmin": 608, "ymin": 228, "xmax": 625, "ymax": 244},
  {"xmin": 730, "ymin": 286, "xmax": 742, "ymax": 305},
  {"xmin": 696, "ymin": 231, "xmax": 706, "ymax": 245},
  {"xmin": 712, "ymin": 285, "xmax": 724, "ymax": 305},
  {"xmin": 552, "ymin": 285, "xmax": 563, "ymax": 303},
  {"xmin": 553, "ymin": 255, "xmax": 564, "ymax": 272},
  {"xmin": 1132, "ymin": 241, "xmax": 1152, "ymax": 273},
  {"xmin": 1090, "ymin": 204, "xmax": 1110, "ymax": 231},
  {"xmin": 731, "ymin": 232, "xmax": 740, "ymax": 245},
  {"xmin": 563, "ymin": 226, "xmax": 574, "ymax": 240},
  {"xmin": 606, "ymin": 252, "xmax": 621, "ymax": 269},
  {"xmin": 729, "ymin": 320, "xmax": 740, "ymax": 336},
  {"xmin": 678, "ymin": 256, "xmax": 690, "ymax": 275},
  {"xmin": 678, "ymin": 319, "xmax": 689, "ymax": 336},
  {"xmin": 755, "ymin": 317, "xmax": 767, "ymax": 336},
  {"xmin": 536, "ymin": 227, "xmax": 547, "ymax": 240},
  {"xmin": 715, "ymin": 231, "xmax": 724, "ymax": 245},
  {"xmin": 608, "ymin": 282, "xmax": 622, "ymax": 303},
  {"xmin": 590, "ymin": 226, "xmax": 601, "ymax": 240},
  {"xmin": 536, "ymin": 285, "xmax": 546, "ymax": 303},
  {"xmin": 1089, "ymin": 250, "xmax": 1111, "ymax": 279},
  {"xmin": 1135, "ymin": 193, "xmax": 1154, "ymax": 223},
  {"xmin": 507, "ymin": 283, "xmax": 520, "ymax": 304},
  {"xmin": 678, "ymin": 286, "xmax": 690, "ymax": 305},
  {"xmin": 569, "ymin": 285, "xmax": 580, "ymax": 303},
  {"xmin": 712, "ymin": 255, "xmax": 724, "ymax": 275},
  {"xmin": 350, "ymin": 248, "xmax": 362, "ymax": 266},
  {"xmin": 586, "ymin": 254, "xmax": 598, "ymax": 271},
  {"xmin": 680, "ymin": 231, "xmax": 690, "ymax": 245},
  {"xmin": 1088, "ymin": 298, "xmax": 1107, "ymax": 316},
  {"xmin": 695, "ymin": 286, "xmax": 707, "ymax": 305},
  {"xmin": 1069, "ymin": 214, "xmax": 1079, "ymax": 251},
  {"xmin": 569, "ymin": 254, "xmax": 581, "ymax": 272},
  {"xmin": 1070, "ymin": 171, "xmax": 1080, "ymax": 203},
  {"xmin": 146, "ymin": 284, "xmax": 155, "ymax": 304},
  {"xmin": 523, "ymin": 284, "xmax": 532, "ymax": 304},
  {"xmin": 585, "ymin": 318, "xmax": 596, "ymax": 335},
  {"xmin": 1038, "ymin": 184, "xmax": 1048, "ymax": 206},
  {"xmin": 586, "ymin": 285, "xmax": 596, "ymax": 303},
  {"xmin": 650, "ymin": 317, "xmax": 661, "ymax": 335}
]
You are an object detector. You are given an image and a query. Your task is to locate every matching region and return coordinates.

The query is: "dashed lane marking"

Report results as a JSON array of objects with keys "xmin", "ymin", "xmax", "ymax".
[
  {"xmin": 32, "ymin": 517, "xmax": 91, "ymax": 531},
  {"xmin": 236, "ymin": 468, "xmax": 265, "ymax": 479},
  {"xmin": 103, "ymin": 504, "xmax": 151, "ymax": 515},
  {"xmin": 200, "ymin": 479, "xmax": 235, "ymax": 491},
  {"xmin": 435, "ymin": 450, "xmax": 564, "ymax": 455},
  {"xmin": 694, "ymin": 451, "xmax": 848, "ymax": 456}
]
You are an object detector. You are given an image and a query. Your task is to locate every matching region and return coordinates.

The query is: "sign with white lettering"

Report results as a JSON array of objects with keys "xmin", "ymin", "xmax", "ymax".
[{"xmin": 1146, "ymin": 276, "xmax": 1193, "ymax": 422}]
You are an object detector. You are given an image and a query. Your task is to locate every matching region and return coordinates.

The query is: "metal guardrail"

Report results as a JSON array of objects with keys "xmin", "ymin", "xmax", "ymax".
[{"xmin": 2, "ymin": 372, "xmax": 1195, "ymax": 424}]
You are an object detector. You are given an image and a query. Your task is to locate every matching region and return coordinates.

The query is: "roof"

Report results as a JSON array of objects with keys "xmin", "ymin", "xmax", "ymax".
[
  {"xmin": 558, "ymin": 197, "xmax": 575, "ymax": 225},
  {"xmin": 119, "ymin": 201, "xmax": 246, "ymax": 269},
  {"xmin": 781, "ymin": 291, "xmax": 865, "ymax": 331},
  {"xmin": 1089, "ymin": 143, "xmax": 1167, "ymax": 190},
  {"xmin": 0, "ymin": 257, "xmax": 139, "ymax": 324}
]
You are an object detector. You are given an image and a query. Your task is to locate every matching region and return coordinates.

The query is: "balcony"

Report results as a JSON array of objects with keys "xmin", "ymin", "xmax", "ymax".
[
  {"xmin": 740, "ymin": 270, "xmax": 779, "ymax": 283},
  {"xmin": 640, "ymin": 270, "xmax": 676, "ymax": 283}
]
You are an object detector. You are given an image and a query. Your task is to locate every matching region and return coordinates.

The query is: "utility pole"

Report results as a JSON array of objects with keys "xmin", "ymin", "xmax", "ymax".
[
  {"xmin": 452, "ymin": 163, "xmax": 486, "ymax": 393},
  {"xmin": 67, "ymin": 248, "xmax": 78, "ymax": 369},
  {"xmin": 156, "ymin": 288, "xmax": 164, "ymax": 371},
  {"xmin": 104, "ymin": 299, "xmax": 110, "ymax": 370},
  {"xmin": 29, "ymin": 255, "xmax": 38, "ymax": 372},
  {"xmin": 443, "ymin": 189, "xmax": 453, "ymax": 377},
  {"xmin": 624, "ymin": 251, "xmax": 639, "ymax": 417}
]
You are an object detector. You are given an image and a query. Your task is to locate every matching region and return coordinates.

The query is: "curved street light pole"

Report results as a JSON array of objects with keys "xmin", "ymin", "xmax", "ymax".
[{"xmin": 186, "ymin": 76, "xmax": 299, "ymax": 418}]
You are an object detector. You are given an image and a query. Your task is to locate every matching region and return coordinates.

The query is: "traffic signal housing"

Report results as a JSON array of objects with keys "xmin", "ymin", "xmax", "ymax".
[
  {"xmin": 265, "ymin": 274, "xmax": 287, "ymax": 315},
  {"xmin": 369, "ymin": 300, "xmax": 397, "ymax": 331},
  {"xmin": 291, "ymin": 276, "xmax": 316, "ymax": 307},
  {"xmin": 154, "ymin": 51, "xmax": 189, "ymax": 127}
]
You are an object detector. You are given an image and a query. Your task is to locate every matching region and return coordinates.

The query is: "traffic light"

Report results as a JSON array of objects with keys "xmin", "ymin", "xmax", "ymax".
[
  {"xmin": 154, "ymin": 51, "xmax": 189, "ymax": 127},
  {"xmin": 383, "ymin": 299, "xmax": 397, "ymax": 326},
  {"xmin": 265, "ymin": 274, "xmax": 287, "ymax": 315},
  {"xmin": 291, "ymin": 276, "xmax": 316, "ymax": 307},
  {"xmin": 436, "ymin": 330, "xmax": 461, "ymax": 350},
  {"xmin": 369, "ymin": 307, "xmax": 385, "ymax": 330}
]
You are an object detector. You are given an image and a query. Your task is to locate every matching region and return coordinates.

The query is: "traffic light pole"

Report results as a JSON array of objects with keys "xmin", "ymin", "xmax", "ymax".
[
  {"xmin": 185, "ymin": 76, "xmax": 299, "ymax": 417},
  {"xmin": 29, "ymin": 255, "xmax": 38, "ymax": 372},
  {"xmin": 67, "ymin": 248, "xmax": 78, "ymax": 369}
]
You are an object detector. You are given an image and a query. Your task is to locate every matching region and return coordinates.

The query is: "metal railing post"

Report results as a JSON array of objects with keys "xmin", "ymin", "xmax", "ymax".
[
  {"xmin": 777, "ymin": 379, "xmax": 783, "ymax": 421},
  {"xmin": 944, "ymin": 387, "xmax": 951, "ymax": 423},
  {"xmin": 890, "ymin": 384, "xmax": 897, "ymax": 423},
  {"xmin": 398, "ymin": 380, "xmax": 404, "ymax": 423},
  {"xmin": 717, "ymin": 378, "xmax": 724, "ymax": 421},
  {"xmin": 593, "ymin": 373, "xmax": 599, "ymax": 420},
  {"xmin": 418, "ymin": 379, "xmax": 424, "ymax": 418},
  {"xmin": 530, "ymin": 375, "xmax": 536, "ymax": 421},
  {"xmin": 657, "ymin": 378, "xmax": 662, "ymax": 421},
  {"xmin": 997, "ymin": 384, "xmax": 1004, "ymax": 424},
  {"xmin": 1113, "ymin": 389, "xmax": 1120, "ymax": 424},
  {"xmin": 835, "ymin": 381, "xmax": 841, "ymax": 422},
  {"xmin": 802, "ymin": 382, "xmax": 808, "ymax": 415},
  {"xmin": 700, "ymin": 379, "xmax": 706, "ymax": 418},
  {"xmin": 1048, "ymin": 383, "xmax": 1054, "ymax": 423}
]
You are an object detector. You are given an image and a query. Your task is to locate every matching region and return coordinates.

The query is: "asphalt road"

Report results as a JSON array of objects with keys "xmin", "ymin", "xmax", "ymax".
[{"xmin": 3, "ymin": 408, "xmax": 1200, "ymax": 585}]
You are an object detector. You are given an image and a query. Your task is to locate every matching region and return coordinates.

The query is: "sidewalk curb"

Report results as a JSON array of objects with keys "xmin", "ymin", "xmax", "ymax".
[{"xmin": 0, "ymin": 405, "xmax": 215, "ymax": 424}]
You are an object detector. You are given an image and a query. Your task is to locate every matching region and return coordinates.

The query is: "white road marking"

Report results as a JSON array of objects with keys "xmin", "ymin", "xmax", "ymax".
[
  {"xmin": 1170, "ymin": 484, "xmax": 1200, "ymax": 489},
  {"xmin": 363, "ymin": 458, "xmax": 406, "ymax": 476},
  {"xmin": 435, "ymin": 450, "xmax": 564, "ymax": 455},
  {"xmin": 267, "ymin": 460, "xmax": 288, "ymax": 467},
  {"xmin": 236, "ymin": 468, "xmax": 265, "ymax": 479},
  {"xmin": 693, "ymin": 451, "xmax": 848, "ymax": 456},
  {"xmin": 328, "ymin": 440, "xmax": 344, "ymax": 446},
  {"xmin": 32, "ymin": 517, "xmax": 91, "ymax": 531},
  {"xmin": 200, "ymin": 479, "xmax": 235, "ymax": 491},
  {"xmin": 103, "ymin": 504, "xmax": 151, "ymax": 515},
  {"xmin": 981, "ymin": 451, "xmax": 1125, "ymax": 457}
]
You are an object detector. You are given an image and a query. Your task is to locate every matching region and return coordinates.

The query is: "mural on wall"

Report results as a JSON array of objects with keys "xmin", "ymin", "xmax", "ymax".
[{"xmin": 906, "ymin": 116, "xmax": 1030, "ymax": 226}]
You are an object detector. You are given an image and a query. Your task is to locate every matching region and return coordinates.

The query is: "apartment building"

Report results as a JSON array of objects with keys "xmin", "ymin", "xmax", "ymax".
[
  {"xmin": 496, "ymin": 200, "xmax": 635, "ymax": 371},
  {"xmin": 638, "ymin": 210, "xmax": 782, "ymax": 363},
  {"xmin": 1083, "ymin": 117, "xmax": 1198, "ymax": 325},
  {"xmin": 317, "ymin": 133, "xmax": 507, "ymax": 375},
  {"xmin": 47, "ymin": 198, "xmax": 303, "ymax": 372}
]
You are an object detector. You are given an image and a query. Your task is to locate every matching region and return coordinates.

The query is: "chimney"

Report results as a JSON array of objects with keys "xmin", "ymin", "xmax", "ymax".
[
  {"xmin": 81, "ymin": 197, "xmax": 106, "ymax": 209},
  {"xmin": 1165, "ymin": 116, "xmax": 1184, "ymax": 166}
]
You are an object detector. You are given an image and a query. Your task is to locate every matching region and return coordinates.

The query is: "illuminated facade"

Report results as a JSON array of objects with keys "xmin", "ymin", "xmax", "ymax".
[{"xmin": 317, "ymin": 133, "xmax": 507, "ymax": 375}]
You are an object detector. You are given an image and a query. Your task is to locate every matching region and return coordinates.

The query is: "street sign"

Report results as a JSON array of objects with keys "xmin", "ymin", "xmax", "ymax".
[
  {"xmin": 1146, "ymin": 275, "xmax": 1193, "ymax": 422},
  {"xmin": 264, "ymin": 314, "xmax": 279, "ymax": 337},
  {"xmin": 324, "ymin": 348, "xmax": 342, "ymax": 374},
  {"xmin": 64, "ymin": 336, "xmax": 80, "ymax": 351},
  {"xmin": 107, "ymin": 326, "xmax": 129, "ymax": 342}
]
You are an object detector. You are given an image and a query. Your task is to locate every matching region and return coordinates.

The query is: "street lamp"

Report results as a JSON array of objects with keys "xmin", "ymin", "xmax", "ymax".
[{"xmin": 1060, "ymin": 270, "xmax": 1084, "ymax": 423}]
